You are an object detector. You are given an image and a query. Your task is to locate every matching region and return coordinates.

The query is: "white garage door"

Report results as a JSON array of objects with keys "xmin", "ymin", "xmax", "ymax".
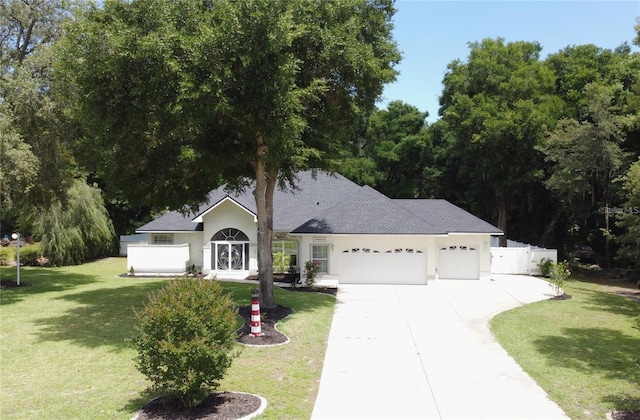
[
  {"xmin": 438, "ymin": 245, "xmax": 479, "ymax": 280},
  {"xmin": 338, "ymin": 247, "xmax": 427, "ymax": 284}
]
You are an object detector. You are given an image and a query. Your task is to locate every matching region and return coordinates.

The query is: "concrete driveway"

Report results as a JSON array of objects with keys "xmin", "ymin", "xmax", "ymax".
[{"xmin": 311, "ymin": 275, "xmax": 569, "ymax": 419}]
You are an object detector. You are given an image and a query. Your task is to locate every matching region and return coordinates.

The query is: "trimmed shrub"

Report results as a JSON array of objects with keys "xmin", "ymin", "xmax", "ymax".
[
  {"xmin": 131, "ymin": 278, "xmax": 238, "ymax": 409},
  {"xmin": 19, "ymin": 244, "xmax": 41, "ymax": 266},
  {"xmin": 0, "ymin": 247, "xmax": 13, "ymax": 266}
]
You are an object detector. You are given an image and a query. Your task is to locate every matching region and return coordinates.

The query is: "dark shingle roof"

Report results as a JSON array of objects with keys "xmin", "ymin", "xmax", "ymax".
[
  {"xmin": 136, "ymin": 171, "xmax": 503, "ymax": 235},
  {"xmin": 137, "ymin": 171, "xmax": 361, "ymax": 232},
  {"xmin": 291, "ymin": 186, "xmax": 442, "ymax": 234},
  {"xmin": 394, "ymin": 199, "xmax": 503, "ymax": 234}
]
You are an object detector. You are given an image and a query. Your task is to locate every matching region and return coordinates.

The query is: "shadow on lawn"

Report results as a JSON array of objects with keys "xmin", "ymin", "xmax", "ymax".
[
  {"xmin": 575, "ymin": 283, "xmax": 640, "ymax": 320},
  {"xmin": 0, "ymin": 266, "xmax": 98, "ymax": 306},
  {"xmin": 533, "ymin": 327, "xmax": 640, "ymax": 409},
  {"xmin": 33, "ymin": 280, "xmax": 167, "ymax": 351},
  {"xmin": 32, "ymin": 279, "xmax": 334, "ymax": 352}
]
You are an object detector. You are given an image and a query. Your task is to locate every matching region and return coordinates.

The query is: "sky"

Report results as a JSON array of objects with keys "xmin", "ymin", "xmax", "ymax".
[{"xmin": 381, "ymin": 0, "xmax": 640, "ymax": 123}]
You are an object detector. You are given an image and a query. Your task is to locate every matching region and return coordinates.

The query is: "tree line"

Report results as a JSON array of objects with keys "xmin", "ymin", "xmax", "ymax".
[
  {"xmin": 342, "ymin": 37, "xmax": 640, "ymax": 272},
  {"xmin": 1, "ymin": 1, "xmax": 638, "ymax": 284}
]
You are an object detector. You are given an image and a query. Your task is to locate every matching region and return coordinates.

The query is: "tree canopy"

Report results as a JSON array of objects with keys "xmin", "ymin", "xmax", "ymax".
[
  {"xmin": 438, "ymin": 38, "xmax": 562, "ymax": 246},
  {"xmin": 59, "ymin": 0, "xmax": 399, "ymax": 306}
]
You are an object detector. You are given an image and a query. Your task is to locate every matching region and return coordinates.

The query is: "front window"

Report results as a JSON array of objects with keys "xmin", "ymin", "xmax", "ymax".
[
  {"xmin": 311, "ymin": 244, "xmax": 328, "ymax": 274},
  {"xmin": 272, "ymin": 239, "xmax": 299, "ymax": 267},
  {"xmin": 152, "ymin": 233, "xmax": 174, "ymax": 244}
]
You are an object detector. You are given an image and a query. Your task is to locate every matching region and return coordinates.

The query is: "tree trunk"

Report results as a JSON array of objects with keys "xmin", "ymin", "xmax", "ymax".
[
  {"xmin": 498, "ymin": 192, "xmax": 508, "ymax": 247},
  {"xmin": 254, "ymin": 134, "xmax": 276, "ymax": 309},
  {"xmin": 603, "ymin": 170, "xmax": 611, "ymax": 269}
]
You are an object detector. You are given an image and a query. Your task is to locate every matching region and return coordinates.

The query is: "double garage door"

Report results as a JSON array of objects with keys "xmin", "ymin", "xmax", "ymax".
[
  {"xmin": 338, "ymin": 244, "xmax": 480, "ymax": 284},
  {"xmin": 338, "ymin": 247, "xmax": 427, "ymax": 284}
]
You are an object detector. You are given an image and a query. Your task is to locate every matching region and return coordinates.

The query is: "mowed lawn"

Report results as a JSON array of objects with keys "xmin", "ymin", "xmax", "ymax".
[
  {"xmin": 0, "ymin": 258, "xmax": 335, "ymax": 419},
  {"xmin": 491, "ymin": 272, "xmax": 640, "ymax": 419}
]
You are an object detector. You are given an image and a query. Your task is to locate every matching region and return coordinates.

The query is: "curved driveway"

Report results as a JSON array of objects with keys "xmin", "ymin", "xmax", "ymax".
[{"xmin": 311, "ymin": 275, "xmax": 569, "ymax": 419}]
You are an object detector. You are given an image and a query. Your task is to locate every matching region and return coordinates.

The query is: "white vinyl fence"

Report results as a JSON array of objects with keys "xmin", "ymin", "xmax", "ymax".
[
  {"xmin": 127, "ymin": 243, "xmax": 191, "ymax": 275},
  {"xmin": 491, "ymin": 246, "xmax": 557, "ymax": 275}
]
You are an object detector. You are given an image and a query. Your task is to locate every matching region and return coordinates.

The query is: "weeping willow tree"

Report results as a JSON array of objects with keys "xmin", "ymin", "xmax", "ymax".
[{"xmin": 32, "ymin": 179, "xmax": 117, "ymax": 266}]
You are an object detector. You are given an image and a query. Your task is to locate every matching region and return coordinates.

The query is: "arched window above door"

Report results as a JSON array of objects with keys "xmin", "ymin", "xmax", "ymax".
[{"xmin": 211, "ymin": 228, "xmax": 249, "ymax": 242}]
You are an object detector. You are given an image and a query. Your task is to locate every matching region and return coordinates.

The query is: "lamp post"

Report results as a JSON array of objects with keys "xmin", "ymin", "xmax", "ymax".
[{"xmin": 11, "ymin": 233, "xmax": 20, "ymax": 286}]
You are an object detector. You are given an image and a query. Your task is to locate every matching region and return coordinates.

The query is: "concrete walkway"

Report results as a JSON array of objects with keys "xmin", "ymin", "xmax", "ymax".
[{"xmin": 311, "ymin": 275, "xmax": 570, "ymax": 419}]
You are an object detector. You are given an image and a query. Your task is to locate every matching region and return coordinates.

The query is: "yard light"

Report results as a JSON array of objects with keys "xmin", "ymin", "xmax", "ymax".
[
  {"xmin": 11, "ymin": 233, "xmax": 20, "ymax": 286},
  {"xmin": 250, "ymin": 289, "xmax": 263, "ymax": 337}
]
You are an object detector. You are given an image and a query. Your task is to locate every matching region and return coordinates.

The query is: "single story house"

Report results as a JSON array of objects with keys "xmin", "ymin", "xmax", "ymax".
[{"xmin": 128, "ymin": 170, "xmax": 502, "ymax": 284}]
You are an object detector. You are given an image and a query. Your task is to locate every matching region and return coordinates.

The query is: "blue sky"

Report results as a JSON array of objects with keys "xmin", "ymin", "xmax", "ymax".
[{"xmin": 381, "ymin": 0, "xmax": 640, "ymax": 122}]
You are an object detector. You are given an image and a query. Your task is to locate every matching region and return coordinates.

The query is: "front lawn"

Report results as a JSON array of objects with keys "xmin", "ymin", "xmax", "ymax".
[
  {"xmin": 0, "ymin": 258, "xmax": 335, "ymax": 419},
  {"xmin": 491, "ymin": 271, "xmax": 640, "ymax": 419}
]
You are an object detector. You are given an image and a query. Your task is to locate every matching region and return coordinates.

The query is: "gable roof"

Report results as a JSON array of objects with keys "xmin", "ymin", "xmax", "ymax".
[
  {"xmin": 136, "ymin": 170, "xmax": 503, "ymax": 235},
  {"xmin": 136, "ymin": 171, "xmax": 361, "ymax": 232}
]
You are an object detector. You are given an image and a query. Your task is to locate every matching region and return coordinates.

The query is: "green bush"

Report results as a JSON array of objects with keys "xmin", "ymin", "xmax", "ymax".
[
  {"xmin": 273, "ymin": 251, "xmax": 291, "ymax": 274},
  {"xmin": 131, "ymin": 278, "xmax": 238, "ymax": 409},
  {"xmin": 0, "ymin": 247, "xmax": 13, "ymax": 265},
  {"xmin": 537, "ymin": 258, "xmax": 553, "ymax": 277},
  {"xmin": 19, "ymin": 244, "xmax": 41, "ymax": 266},
  {"xmin": 549, "ymin": 260, "xmax": 571, "ymax": 297}
]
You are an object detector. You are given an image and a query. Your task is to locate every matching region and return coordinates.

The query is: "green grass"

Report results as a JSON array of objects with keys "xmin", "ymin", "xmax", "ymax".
[
  {"xmin": 491, "ymin": 272, "xmax": 640, "ymax": 419},
  {"xmin": 0, "ymin": 258, "xmax": 335, "ymax": 419}
]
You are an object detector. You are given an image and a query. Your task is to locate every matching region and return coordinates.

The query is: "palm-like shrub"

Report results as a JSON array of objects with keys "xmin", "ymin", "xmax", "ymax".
[{"xmin": 132, "ymin": 278, "xmax": 238, "ymax": 408}]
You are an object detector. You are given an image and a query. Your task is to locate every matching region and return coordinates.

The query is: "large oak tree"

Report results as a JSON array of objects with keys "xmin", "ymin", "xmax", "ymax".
[
  {"xmin": 59, "ymin": 0, "xmax": 399, "ymax": 307},
  {"xmin": 438, "ymin": 38, "xmax": 562, "ymax": 246}
]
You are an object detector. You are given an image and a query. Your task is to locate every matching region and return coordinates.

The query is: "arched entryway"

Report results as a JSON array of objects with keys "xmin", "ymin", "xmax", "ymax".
[{"xmin": 211, "ymin": 228, "xmax": 250, "ymax": 274}]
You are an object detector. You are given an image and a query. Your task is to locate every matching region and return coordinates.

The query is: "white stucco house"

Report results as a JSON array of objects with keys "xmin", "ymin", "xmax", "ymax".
[{"xmin": 127, "ymin": 170, "xmax": 502, "ymax": 284}]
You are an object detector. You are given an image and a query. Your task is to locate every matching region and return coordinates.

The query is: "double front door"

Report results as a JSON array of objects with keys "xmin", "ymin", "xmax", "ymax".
[{"xmin": 215, "ymin": 242, "xmax": 249, "ymax": 271}]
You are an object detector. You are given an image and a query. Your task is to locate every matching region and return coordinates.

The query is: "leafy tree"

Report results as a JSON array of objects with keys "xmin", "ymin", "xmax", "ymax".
[
  {"xmin": 615, "ymin": 158, "xmax": 640, "ymax": 273},
  {"xmin": 361, "ymin": 101, "xmax": 430, "ymax": 198},
  {"xmin": 0, "ymin": 113, "xmax": 39, "ymax": 207},
  {"xmin": 32, "ymin": 179, "xmax": 116, "ymax": 266},
  {"xmin": 439, "ymin": 38, "xmax": 561, "ymax": 246},
  {"xmin": 539, "ymin": 83, "xmax": 630, "ymax": 267},
  {"xmin": 1, "ymin": 0, "xmax": 76, "ymax": 208},
  {"xmin": 1, "ymin": 0, "xmax": 70, "ymax": 69},
  {"xmin": 59, "ymin": 0, "xmax": 399, "ymax": 308},
  {"xmin": 545, "ymin": 44, "xmax": 638, "ymax": 118}
]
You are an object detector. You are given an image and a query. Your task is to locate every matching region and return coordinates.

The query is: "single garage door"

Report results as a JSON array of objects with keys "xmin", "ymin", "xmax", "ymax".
[
  {"xmin": 438, "ymin": 245, "xmax": 479, "ymax": 280},
  {"xmin": 338, "ymin": 247, "xmax": 427, "ymax": 284}
]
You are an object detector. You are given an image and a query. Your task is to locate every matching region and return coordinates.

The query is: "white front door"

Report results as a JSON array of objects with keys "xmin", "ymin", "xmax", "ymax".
[{"xmin": 214, "ymin": 242, "xmax": 249, "ymax": 272}]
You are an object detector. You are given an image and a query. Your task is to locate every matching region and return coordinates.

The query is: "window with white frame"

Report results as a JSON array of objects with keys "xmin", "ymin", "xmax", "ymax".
[
  {"xmin": 152, "ymin": 233, "xmax": 174, "ymax": 244},
  {"xmin": 272, "ymin": 239, "xmax": 299, "ymax": 268},
  {"xmin": 311, "ymin": 244, "xmax": 328, "ymax": 274}
]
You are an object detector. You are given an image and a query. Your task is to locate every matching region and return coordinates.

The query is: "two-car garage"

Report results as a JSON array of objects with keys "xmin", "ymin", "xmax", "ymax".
[{"xmin": 335, "ymin": 243, "xmax": 481, "ymax": 284}]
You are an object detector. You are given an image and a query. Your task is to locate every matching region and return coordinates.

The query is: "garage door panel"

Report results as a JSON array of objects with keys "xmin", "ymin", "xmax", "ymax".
[
  {"xmin": 438, "ymin": 246, "xmax": 479, "ymax": 280},
  {"xmin": 338, "ymin": 249, "xmax": 427, "ymax": 284}
]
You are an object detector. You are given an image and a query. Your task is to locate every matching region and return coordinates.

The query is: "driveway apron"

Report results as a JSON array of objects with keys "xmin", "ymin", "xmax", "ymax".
[{"xmin": 311, "ymin": 275, "xmax": 570, "ymax": 419}]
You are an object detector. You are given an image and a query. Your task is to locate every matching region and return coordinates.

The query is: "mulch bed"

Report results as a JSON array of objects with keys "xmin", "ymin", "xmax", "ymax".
[
  {"xmin": 550, "ymin": 293, "xmax": 572, "ymax": 300},
  {"xmin": 135, "ymin": 392, "xmax": 262, "ymax": 420},
  {"xmin": 0, "ymin": 280, "xmax": 31, "ymax": 288},
  {"xmin": 236, "ymin": 304, "xmax": 293, "ymax": 345},
  {"xmin": 610, "ymin": 410, "xmax": 640, "ymax": 420}
]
